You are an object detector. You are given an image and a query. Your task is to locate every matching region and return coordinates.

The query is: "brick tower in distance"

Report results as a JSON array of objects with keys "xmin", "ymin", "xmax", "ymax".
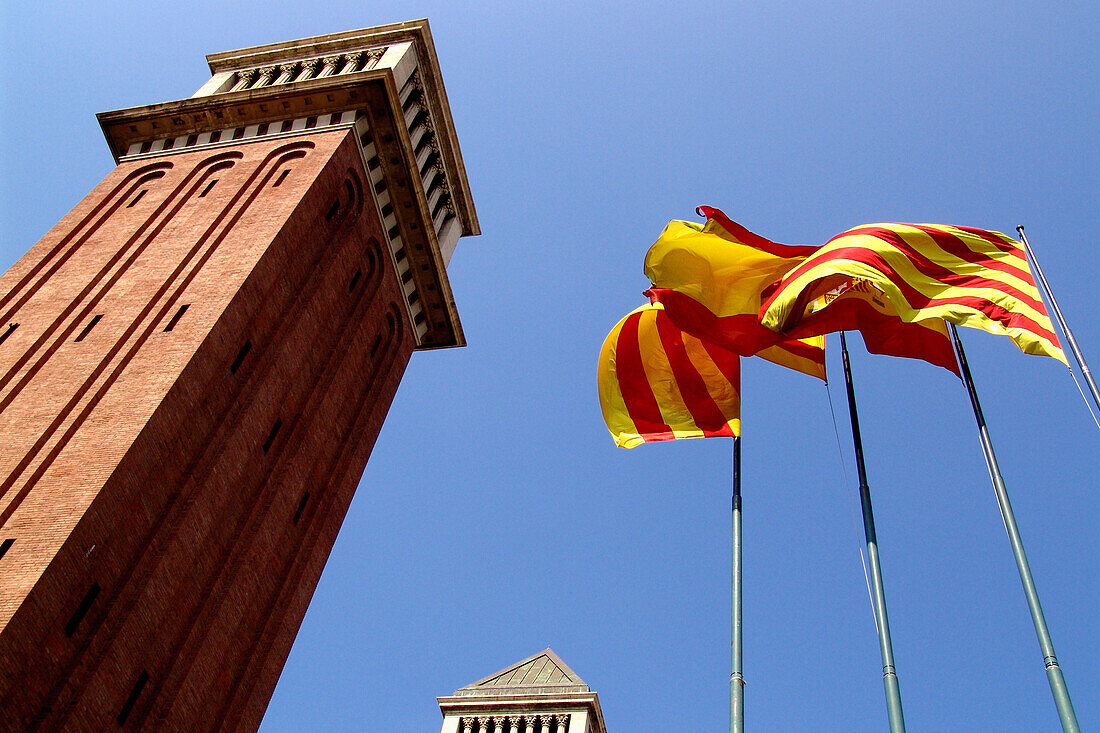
[{"xmin": 0, "ymin": 20, "xmax": 477, "ymax": 731}]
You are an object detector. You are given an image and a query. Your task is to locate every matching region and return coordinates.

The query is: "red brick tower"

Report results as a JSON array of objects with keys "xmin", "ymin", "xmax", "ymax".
[{"xmin": 0, "ymin": 20, "xmax": 477, "ymax": 731}]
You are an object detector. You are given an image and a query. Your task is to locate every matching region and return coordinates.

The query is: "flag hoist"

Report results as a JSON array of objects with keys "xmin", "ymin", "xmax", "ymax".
[{"xmin": 599, "ymin": 207, "xmax": 1085, "ymax": 732}]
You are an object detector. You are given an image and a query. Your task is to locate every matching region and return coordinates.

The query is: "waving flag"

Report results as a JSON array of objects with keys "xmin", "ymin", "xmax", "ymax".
[
  {"xmin": 644, "ymin": 207, "xmax": 826, "ymax": 380},
  {"xmin": 598, "ymin": 302, "xmax": 740, "ymax": 448},
  {"xmin": 760, "ymin": 223, "xmax": 1066, "ymax": 364}
]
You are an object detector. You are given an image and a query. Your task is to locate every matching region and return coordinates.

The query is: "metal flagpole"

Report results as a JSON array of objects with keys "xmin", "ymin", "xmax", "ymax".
[
  {"xmin": 839, "ymin": 333, "xmax": 906, "ymax": 733},
  {"xmin": 731, "ymin": 435, "xmax": 744, "ymax": 733},
  {"xmin": 949, "ymin": 323, "xmax": 1080, "ymax": 732},
  {"xmin": 1016, "ymin": 225, "xmax": 1100, "ymax": 413}
]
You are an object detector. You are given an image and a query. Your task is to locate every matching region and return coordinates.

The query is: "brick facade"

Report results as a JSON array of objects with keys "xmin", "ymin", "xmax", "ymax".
[{"xmin": 0, "ymin": 129, "xmax": 415, "ymax": 730}]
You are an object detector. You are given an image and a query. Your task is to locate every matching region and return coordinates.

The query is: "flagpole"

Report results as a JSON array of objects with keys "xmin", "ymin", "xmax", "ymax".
[
  {"xmin": 731, "ymin": 435, "xmax": 744, "ymax": 733},
  {"xmin": 839, "ymin": 333, "xmax": 906, "ymax": 733},
  {"xmin": 1016, "ymin": 225, "xmax": 1100, "ymax": 413},
  {"xmin": 949, "ymin": 324, "xmax": 1080, "ymax": 732}
]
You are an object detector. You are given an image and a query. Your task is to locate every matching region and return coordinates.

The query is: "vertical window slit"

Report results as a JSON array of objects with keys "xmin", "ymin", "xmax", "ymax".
[
  {"xmin": 117, "ymin": 671, "xmax": 149, "ymax": 726},
  {"xmin": 262, "ymin": 419, "xmax": 282, "ymax": 453},
  {"xmin": 0, "ymin": 323, "xmax": 18, "ymax": 346},
  {"xmin": 348, "ymin": 269, "xmax": 361, "ymax": 291},
  {"xmin": 272, "ymin": 169, "xmax": 290, "ymax": 187},
  {"xmin": 127, "ymin": 190, "xmax": 146, "ymax": 208},
  {"xmin": 370, "ymin": 333, "xmax": 383, "ymax": 357},
  {"xmin": 0, "ymin": 538, "xmax": 13, "ymax": 561},
  {"xmin": 198, "ymin": 179, "xmax": 218, "ymax": 198},
  {"xmin": 74, "ymin": 314, "xmax": 103, "ymax": 342},
  {"xmin": 292, "ymin": 491, "xmax": 310, "ymax": 524},
  {"xmin": 325, "ymin": 201, "xmax": 340, "ymax": 221},
  {"xmin": 163, "ymin": 304, "xmax": 189, "ymax": 333},
  {"xmin": 230, "ymin": 340, "xmax": 251, "ymax": 374},
  {"xmin": 65, "ymin": 582, "xmax": 101, "ymax": 637}
]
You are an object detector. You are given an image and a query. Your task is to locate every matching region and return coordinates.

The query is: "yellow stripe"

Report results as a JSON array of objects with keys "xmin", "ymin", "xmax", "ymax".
[
  {"xmin": 682, "ymin": 332, "xmax": 741, "ymax": 437},
  {"xmin": 763, "ymin": 235, "xmax": 1065, "ymax": 363},
  {"xmin": 768, "ymin": 239, "xmax": 1055, "ymax": 333},
  {"xmin": 634, "ymin": 307, "xmax": 699, "ymax": 437},
  {"xmin": 866, "ymin": 224, "xmax": 1045, "ymax": 305},
  {"xmin": 645, "ymin": 220, "xmax": 808, "ymax": 317},
  {"xmin": 597, "ymin": 310, "xmax": 645, "ymax": 448}
]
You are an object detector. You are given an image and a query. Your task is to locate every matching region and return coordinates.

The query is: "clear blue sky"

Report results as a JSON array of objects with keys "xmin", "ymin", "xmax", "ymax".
[{"xmin": 3, "ymin": 2, "xmax": 1098, "ymax": 730}]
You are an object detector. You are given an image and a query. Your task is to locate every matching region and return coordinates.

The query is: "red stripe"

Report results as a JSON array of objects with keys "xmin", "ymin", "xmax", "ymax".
[
  {"xmin": 654, "ymin": 313, "xmax": 737, "ymax": 435},
  {"xmin": 765, "ymin": 246, "xmax": 1059, "ymax": 345},
  {"xmin": 950, "ymin": 224, "xmax": 1023, "ymax": 256},
  {"xmin": 850, "ymin": 225, "xmax": 1033, "ymax": 287},
  {"xmin": 785, "ymin": 296, "xmax": 959, "ymax": 375},
  {"xmin": 768, "ymin": 337, "xmax": 825, "ymax": 364},
  {"xmin": 697, "ymin": 338, "xmax": 741, "ymax": 389},
  {"xmin": 646, "ymin": 288, "xmax": 783, "ymax": 355},
  {"xmin": 790, "ymin": 230, "xmax": 1046, "ymax": 315},
  {"xmin": 615, "ymin": 312, "xmax": 673, "ymax": 437},
  {"xmin": 698, "ymin": 206, "xmax": 818, "ymax": 258}
]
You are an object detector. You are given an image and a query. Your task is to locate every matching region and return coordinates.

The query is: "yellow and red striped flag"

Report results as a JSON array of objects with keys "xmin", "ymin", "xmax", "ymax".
[
  {"xmin": 760, "ymin": 223, "xmax": 1067, "ymax": 364},
  {"xmin": 644, "ymin": 207, "xmax": 826, "ymax": 380},
  {"xmin": 598, "ymin": 302, "xmax": 740, "ymax": 448}
]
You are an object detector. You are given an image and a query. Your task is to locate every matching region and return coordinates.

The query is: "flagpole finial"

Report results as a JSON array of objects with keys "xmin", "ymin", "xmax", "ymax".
[{"xmin": 1017, "ymin": 224, "xmax": 1026, "ymax": 235}]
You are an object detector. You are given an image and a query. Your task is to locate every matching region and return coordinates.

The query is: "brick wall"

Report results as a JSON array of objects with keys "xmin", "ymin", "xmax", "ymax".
[{"xmin": 0, "ymin": 128, "xmax": 414, "ymax": 731}]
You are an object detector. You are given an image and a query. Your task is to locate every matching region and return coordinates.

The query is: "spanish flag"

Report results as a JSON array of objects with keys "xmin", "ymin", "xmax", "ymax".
[
  {"xmin": 760, "ymin": 223, "xmax": 1067, "ymax": 364},
  {"xmin": 598, "ymin": 302, "xmax": 740, "ymax": 448},
  {"xmin": 644, "ymin": 207, "xmax": 826, "ymax": 380}
]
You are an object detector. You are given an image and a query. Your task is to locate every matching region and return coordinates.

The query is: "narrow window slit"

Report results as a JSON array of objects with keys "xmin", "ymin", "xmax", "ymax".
[
  {"xmin": 262, "ymin": 419, "xmax": 282, "ymax": 453},
  {"xmin": 65, "ymin": 583, "xmax": 101, "ymax": 637},
  {"xmin": 0, "ymin": 323, "xmax": 18, "ymax": 346},
  {"xmin": 117, "ymin": 671, "xmax": 149, "ymax": 726},
  {"xmin": 230, "ymin": 341, "xmax": 251, "ymax": 374},
  {"xmin": 413, "ymin": 311, "xmax": 427, "ymax": 326},
  {"xmin": 292, "ymin": 491, "xmax": 310, "ymax": 524},
  {"xmin": 348, "ymin": 269, "xmax": 361, "ymax": 291},
  {"xmin": 272, "ymin": 170, "xmax": 290, "ymax": 187},
  {"xmin": 400, "ymin": 271, "xmax": 413, "ymax": 284},
  {"xmin": 198, "ymin": 179, "xmax": 218, "ymax": 198},
  {"xmin": 127, "ymin": 190, "xmax": 147, "ymax": 208},
  {"xmin": 0, "ymin": 538, "xmax": 13, "ymax": 561},
  {"xmin": 325, "ymin": 201, "xmax": 340, "ymax": 221},
  {"xmin": 369, "ymin": 333, "xmax": 383, "ymax": 357},
  {"xmin": 163, "ymin": 304, "xmax": 189, "ymax": 332},
  {"xmin": 75, "ymin": 314, "xmax": 103, "ymax": 342}
]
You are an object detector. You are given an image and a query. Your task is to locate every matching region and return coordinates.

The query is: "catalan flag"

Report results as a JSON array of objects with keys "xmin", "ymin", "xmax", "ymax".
[
  {"xmin": 598, "ymin": 302, "xmax": 740, "ymax": 448},
  {"xmin": 760, "ymin": 223, "xmax": 1067, "ymax": 364},
  {"xmin": 644, "ymin": 207, "xmax": 826, "ymax": 380}
]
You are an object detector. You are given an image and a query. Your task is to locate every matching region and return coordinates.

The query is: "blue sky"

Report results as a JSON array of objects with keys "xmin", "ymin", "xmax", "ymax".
[{"xmin": 2, "ymin": 2, "xmax": 1098, "ymax": 730}]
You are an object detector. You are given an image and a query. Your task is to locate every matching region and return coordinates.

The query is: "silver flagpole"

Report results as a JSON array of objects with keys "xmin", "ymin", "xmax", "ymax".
[
  {"xmin": 1017, "ymin": 225, "xmax": 1100, "ymax": 413},
  {"xmin": 949, "ymin": 324, "xmax": 1080, "ymax": 732}
]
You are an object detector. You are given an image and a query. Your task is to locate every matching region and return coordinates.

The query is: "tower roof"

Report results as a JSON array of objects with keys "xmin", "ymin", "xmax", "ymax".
[{"xmin": 454, "ymin": 649, "xmax": 590, "ymax": 697}]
